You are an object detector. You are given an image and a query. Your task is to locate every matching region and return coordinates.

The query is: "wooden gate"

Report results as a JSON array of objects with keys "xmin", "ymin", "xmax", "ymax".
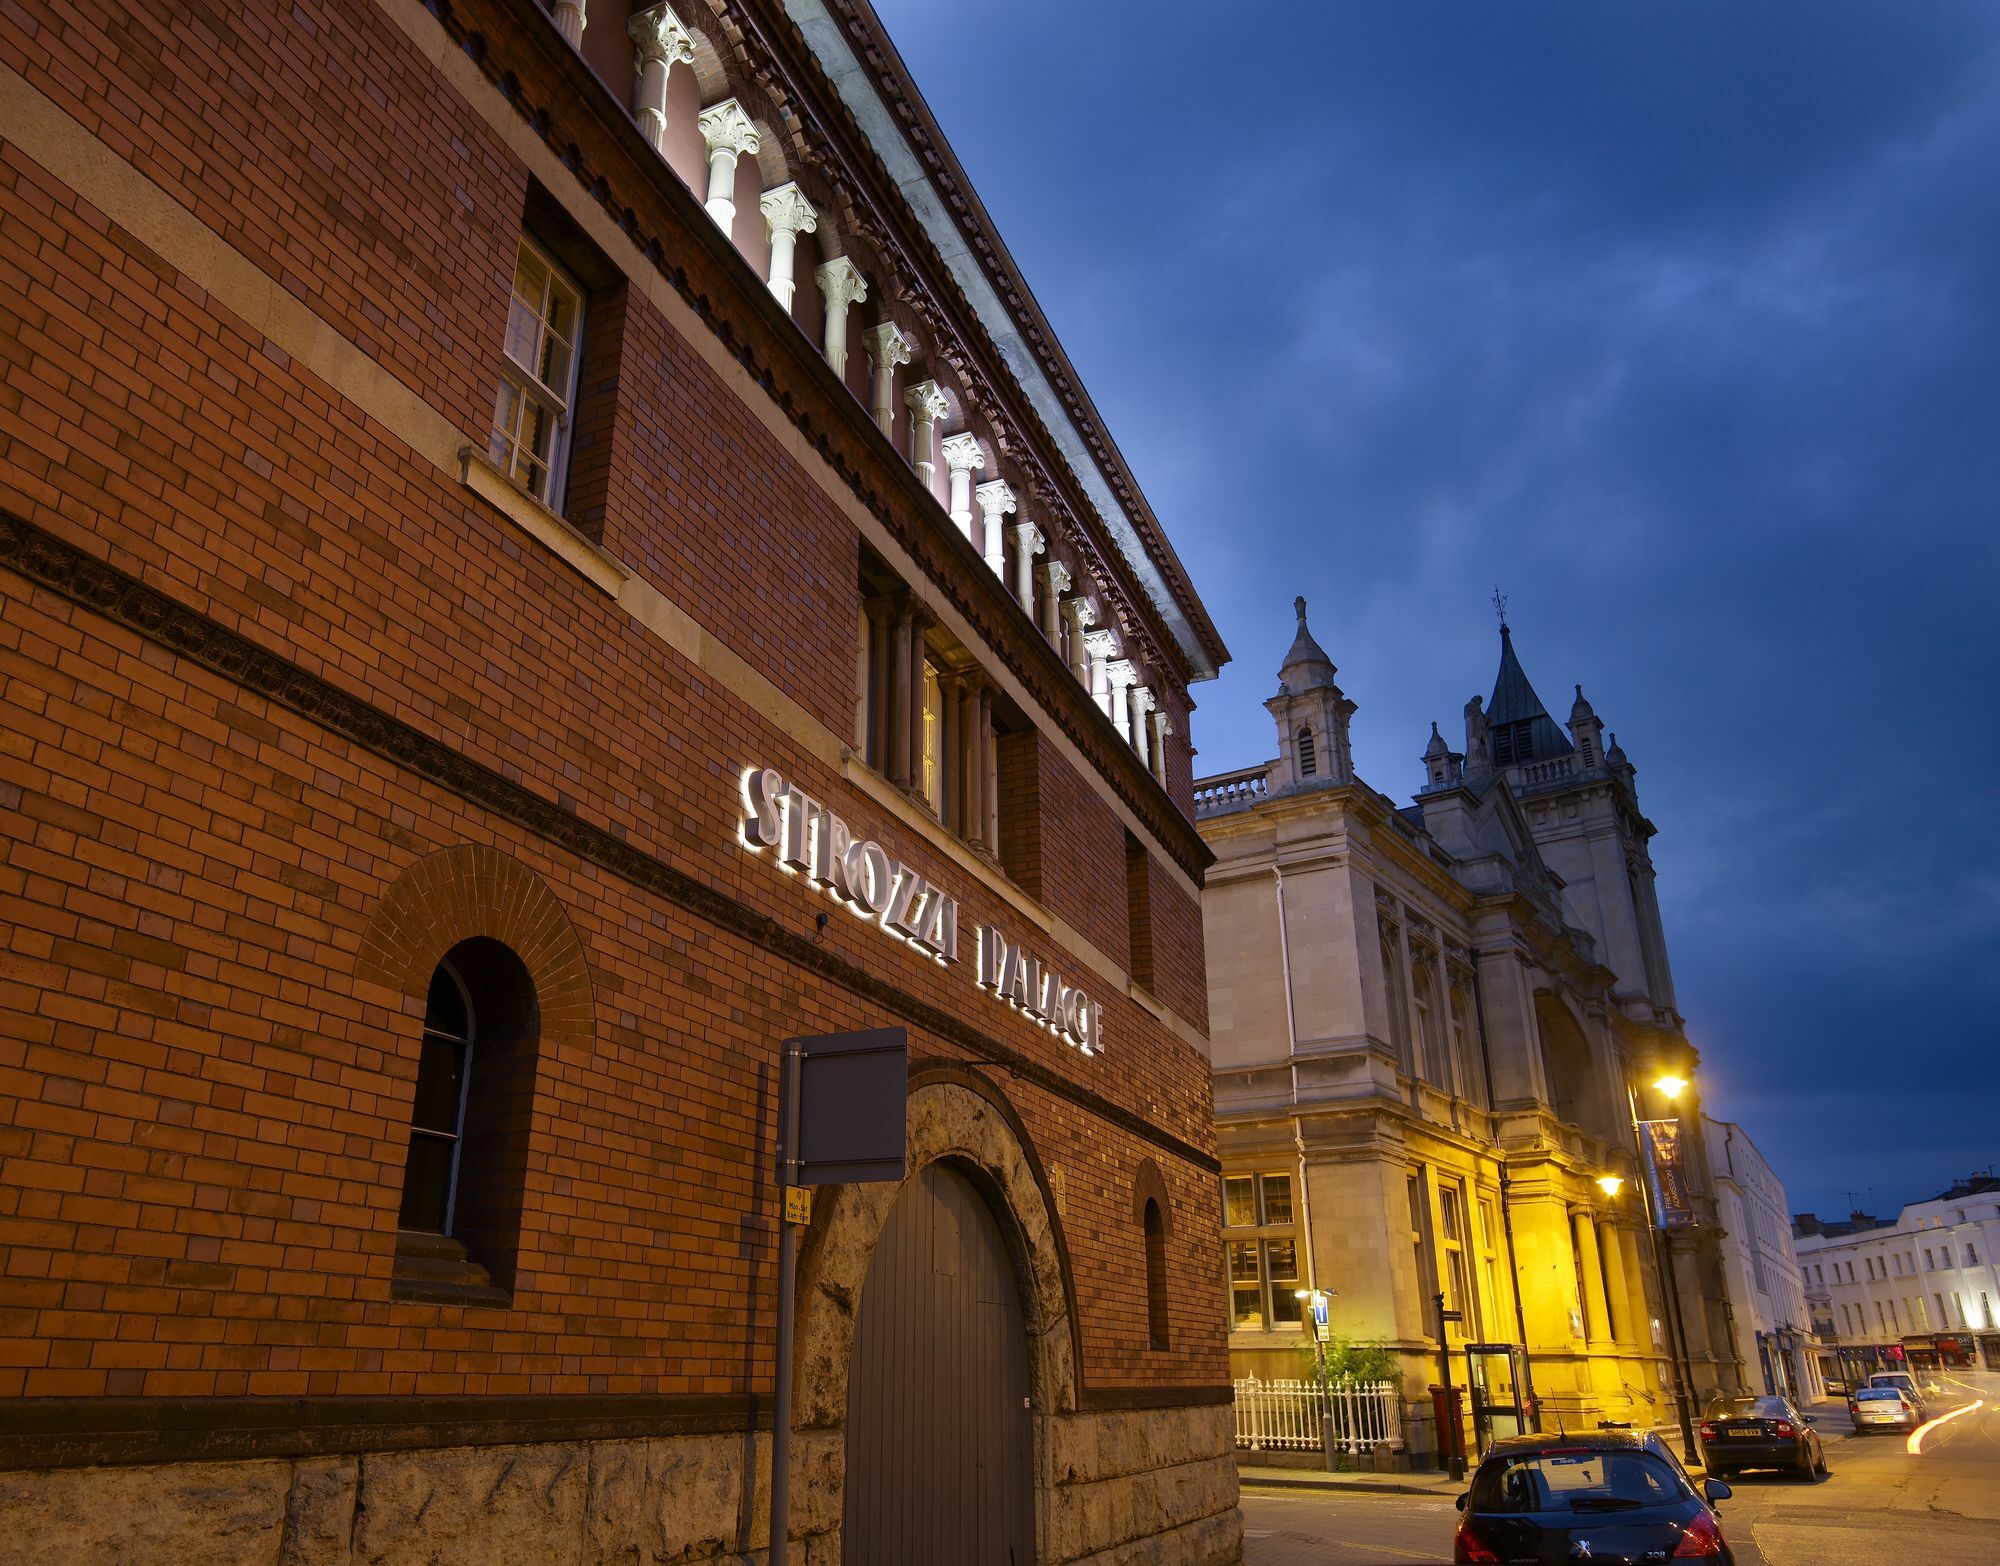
[{"xmin": 843, "ymin": 1161, "xmax": 1034, "ymax": 1565}]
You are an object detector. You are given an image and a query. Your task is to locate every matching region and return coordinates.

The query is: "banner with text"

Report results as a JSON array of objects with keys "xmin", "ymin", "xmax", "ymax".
[{"xmin": 1640, "ymin": 1117, "xmax": 1696, "ymax": 1230}]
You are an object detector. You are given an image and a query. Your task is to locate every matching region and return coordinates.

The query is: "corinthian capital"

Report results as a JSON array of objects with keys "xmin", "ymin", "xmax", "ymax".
[
  {"xmin": 628, "ymin": 3, "xmax": 695, "ymax": 67},
  {"xmin": 758, "ymin": 182, "xmax": 818, "ymax": 239},
  {"xmin": 697, "ymin": 98, "xmax": 760, "ymax": 157},
  {"xmin": 1105, "ymin": 658, "xmax": 1137, "ymax": 691},
  {"xmin": 863, "ymin": 320, "xmax": 914, "ymax": 371},
  {"xmin": 973, "ymin": 478, "xmax": 1017, "ymax": 521},
  {"xmin": 1010, "ymin": 521, "xmax": 1047, "ymax": 557},
  {"xmin": 941, "ymin": 432, "xmax": 986, "ymax": 476},
  {"xmin": 815, "ymin": 255, "xmax": 869, "ymax": 313},
  {"xmin": 1064, "ymin": 595, "xmax": 1099, "ymax": 629},
  {"xmin": 1083, "ymin": 629, "xmax": 1120, "ymax": 661},
  {"xmin": 1044, "ymin": 560, "xmax": 1073, "ymax": 596},
  {"xmin": 904, "ymin": 379, "xmax": 950, "ymax": 422}
]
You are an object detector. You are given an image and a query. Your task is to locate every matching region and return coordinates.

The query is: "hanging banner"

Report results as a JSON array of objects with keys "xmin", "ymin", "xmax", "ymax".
[{"xmin": 1640, "ymin": 1117, "xmax": 1696, "ymax": 1230}]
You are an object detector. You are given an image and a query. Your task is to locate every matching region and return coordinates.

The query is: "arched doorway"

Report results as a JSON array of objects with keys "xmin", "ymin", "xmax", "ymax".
[{"xmin": 843, "ymin": 1160, "xmax": 1034, "ymax": 1565}]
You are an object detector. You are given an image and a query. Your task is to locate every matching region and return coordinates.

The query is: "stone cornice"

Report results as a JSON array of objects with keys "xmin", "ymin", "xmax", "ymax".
[
  {"xmin": 0, "ymin": 507, "xmax": 1219, "ymax": 1174},
  {"xmin": 676, "ymin": 0, "xmax": 1223, "ymax": 684},
  {"xmin": 780, "ymin": 0, "xmax": 1230, "ymax": 681},
  {"xmin": 404, "ymin": 0, "xmax": 1213, "ymax": 877}
]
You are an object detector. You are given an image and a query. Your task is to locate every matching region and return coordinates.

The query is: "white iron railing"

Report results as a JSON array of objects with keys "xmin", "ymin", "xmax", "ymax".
[{"xmin": 1233, "ymin": 1376, "xmax": 1401, "ymax": 1454}]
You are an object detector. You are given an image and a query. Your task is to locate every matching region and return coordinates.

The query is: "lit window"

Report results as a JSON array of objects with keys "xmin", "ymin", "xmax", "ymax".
[
  {"xmin": 489, "ymin": 237, "xmax": 583, "ymax": 504},
  {"xmin": 1221, "ymin": 1172, "xmax": 1303, "ymax": 1331}
]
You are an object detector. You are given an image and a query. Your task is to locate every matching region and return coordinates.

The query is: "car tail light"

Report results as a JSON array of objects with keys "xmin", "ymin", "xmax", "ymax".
[
  {"xmin": 1454, "ymin": 1518, "xmax": 1502, "ymax": 1564},
  {"xmin": 1698, "ymin": 1421, "xmax": 1717, "ymax": 1441},
  {"xmin": 1773, "ymin": 1420, "xmax": 1795, "ymax": 1438},
  {"xmin": 1673, "ymin": 1512, "xmax": 1727, "ymax": 1557}
]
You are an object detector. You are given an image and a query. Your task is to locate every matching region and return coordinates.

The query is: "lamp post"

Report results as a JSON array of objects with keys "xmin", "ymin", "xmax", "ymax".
[
  {"xmin": 1626, "ymin": 1070, "xmax": 1703, "ymax": 1464},
  {"xmin": 1295, "ymin": 1287, "xmax": 1338, "ymax": 1471}
]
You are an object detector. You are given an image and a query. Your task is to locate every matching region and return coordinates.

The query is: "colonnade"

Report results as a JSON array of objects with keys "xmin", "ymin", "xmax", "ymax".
[{"xmin": 572, "ymin": 2, "xmax": 1174, "ymax": 787}]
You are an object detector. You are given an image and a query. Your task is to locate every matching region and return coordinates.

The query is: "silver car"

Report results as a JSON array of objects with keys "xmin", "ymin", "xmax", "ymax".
[
  {"xmin": 1864, "ymin": 1372, "xmax": 1929, "ymax": 1421},
  {"xmin": 1849, "ymin": 1386, "xmax": 1921, "ymax": 1434}
]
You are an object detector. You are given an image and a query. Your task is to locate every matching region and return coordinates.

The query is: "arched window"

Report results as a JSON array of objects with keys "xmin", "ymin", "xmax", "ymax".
[
  {"xmin": 395, "ymin": 937, "xmax": 541, "ymax": 1303},
  {"xmin": 1297, "ymin": 725, "xmax": 1317, "ymax": 778},
  {"xmin": 1144, "ymin": 1197, "xmax": 1170, "ymax": 1351},
  {"xmin": 1413, "ymin": 963, "xmax": 1448, "ymax": 1092}
]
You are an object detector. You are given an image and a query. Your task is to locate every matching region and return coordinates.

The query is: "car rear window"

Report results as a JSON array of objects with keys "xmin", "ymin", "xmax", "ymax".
[
  {"xmin": 1855, "ymin": 1388, "xmax": 1904, "ymax": 1401},
  {"xmin": 1472, "ymin": 1451, "xmax": 1688, "ymax": 1514},
  {"xmin": 1708, "ymin": 1396, "xmax": 1791, "ymax": 1418}
]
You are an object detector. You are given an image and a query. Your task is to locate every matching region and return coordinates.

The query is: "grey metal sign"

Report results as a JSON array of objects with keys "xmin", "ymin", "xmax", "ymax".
[{"xmin": 792, "ymin": 1026, "xmax": 909, "ymax": 1185}]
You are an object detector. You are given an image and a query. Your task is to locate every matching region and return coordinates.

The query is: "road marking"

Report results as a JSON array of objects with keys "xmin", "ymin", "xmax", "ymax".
[{"xmin": 1906, "ymin": 1398, "xmax": 1983, "ymax": 1455}]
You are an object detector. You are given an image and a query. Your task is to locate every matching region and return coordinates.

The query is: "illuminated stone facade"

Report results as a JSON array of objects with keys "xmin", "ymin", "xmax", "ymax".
[{"xmin": 1196, "ymin": 602, "xmax": 1742, "ymax": 1461}]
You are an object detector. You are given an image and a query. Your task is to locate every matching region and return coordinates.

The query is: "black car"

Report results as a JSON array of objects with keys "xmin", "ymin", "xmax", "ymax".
[
  {"xmin": 1454, "ymin": 1429, "xmax": 1736, "ymax": 1563},
  {"xmin": 1698, "ymin": 1393, "xmax": 1827, "ymax": 1480}
]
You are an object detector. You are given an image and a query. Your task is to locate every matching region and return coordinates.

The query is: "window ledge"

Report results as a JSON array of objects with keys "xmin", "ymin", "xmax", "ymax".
[
  {"xmin": 390, "ymin": 1228, "xmax": 513, "ymax": 1310},
  {"xmin": 457, "ymin": 446, "xmax": 629, "ymax": 598}
]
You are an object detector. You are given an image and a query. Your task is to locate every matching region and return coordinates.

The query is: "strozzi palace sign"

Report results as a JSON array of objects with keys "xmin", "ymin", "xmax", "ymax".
[{"xmin": 739, "ymin": 767, "xmax": 1103, "ymax": 1056}]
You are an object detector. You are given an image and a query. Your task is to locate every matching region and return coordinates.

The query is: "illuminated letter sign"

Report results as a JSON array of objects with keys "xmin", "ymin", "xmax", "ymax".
[{"xmin": 740, "ymin": 766, "xmax": 1099, "ymax": 1055}]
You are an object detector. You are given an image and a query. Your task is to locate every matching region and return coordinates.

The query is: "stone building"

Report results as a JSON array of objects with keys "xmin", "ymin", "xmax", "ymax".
[
  {"xmin": 1705, "ymin": 1117, "xmax": 1821, "ymax": 1403},
  {"xmin": 0, "ymin": 0, "xmax": 1241, "ymax": 1561},
  {"xmin": 1795, "ymin": 1175, "xmax": 2000, "ymax": 1381},
  {"xmin": 1195, "ymin": 601, "xmax": 1743, "ymax": 1459}
]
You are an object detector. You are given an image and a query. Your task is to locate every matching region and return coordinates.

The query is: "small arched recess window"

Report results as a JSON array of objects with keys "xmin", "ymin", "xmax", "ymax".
[
  {"xmin": 394, "ymin": 937, "xmax": 541, "ymax": 1305},
  {"xmin": 1144, "ymin": 1198, "xmax": 1170, "ymax": 1351},
  {"xmin": 1297, "ymin": 726, "xmax": 1317, "ymax": 778}
]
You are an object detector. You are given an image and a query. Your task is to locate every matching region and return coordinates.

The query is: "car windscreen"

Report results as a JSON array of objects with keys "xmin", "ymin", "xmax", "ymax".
[
  {"xmin": 1854, "ymin": 1389, "xmax": 1905, "ymax": 1401},
  {"xmin": 1472, "ymin": 1451, "xmax": 1688, "ymax": 1514}
]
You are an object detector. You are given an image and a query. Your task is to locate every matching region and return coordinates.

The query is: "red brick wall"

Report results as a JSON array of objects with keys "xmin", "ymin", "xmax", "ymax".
[{"xmin": 0, "ymin": 0, "xmax": 1224, "ymax": 1411}]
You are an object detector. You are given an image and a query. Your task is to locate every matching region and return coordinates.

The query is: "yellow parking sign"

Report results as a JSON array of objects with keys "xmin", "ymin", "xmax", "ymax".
[{"xmin": 784, "ymin": 1185, "xmax": 813, "ymax": 1226}]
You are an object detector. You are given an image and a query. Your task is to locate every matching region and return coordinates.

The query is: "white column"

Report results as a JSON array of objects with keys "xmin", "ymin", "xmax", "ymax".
[
  {"xmin": 1084, "ymin": 630, "xmax": 1119, "ymax": 716},
  {"xmin": 758, "ymin": 183, "xmax": 817, "ymax": 311},
  {"xmin": 696, "ymin": 100, "xmax": 760, "ymax": 234},
  {"xmin": 1130, "ymin": 684, "xmax": 1156, "ymax": 765},
  {"xmin": 941, "ymin": 433, "xmax": 985, "ymax": 539},
  {"xmin": 628, "ymin": 6, "xmax": 694, "ymax": 153},
  {"xmin": 973, "ymin": 479, "xmax": 1015, "ymax": 578},
  {"xmin": 1106, "ymin": 659, "xmax": 1137, "ymax": 744},
  {"xmin": 553, "ymin": 0, "xmax": 586, "ymax": 47},
  {"xmin": 1062, "ymin": 595, "xmax": 1098, "ymax": 684},
  {"xmin": 814, "ymin": 256, "xmax": 868, "ymax": 380},
  {"xmin": 1038, "ymin": 560, "xmax": 1071, "ymax": 644},
  {"xmin": 904, "ymin": 380, "xmax": 949, "ymax": 487},
  {"xmin": 863, "ymin": 321, "xmax": 913, "ymax": 437},
  {"xmin": 1148, "ymin": 709, "xmax": 1172, "ymax": 784},
  {"xmin": 1009, "ymin": 521, "xmax": 1045, "ymax": 612}
]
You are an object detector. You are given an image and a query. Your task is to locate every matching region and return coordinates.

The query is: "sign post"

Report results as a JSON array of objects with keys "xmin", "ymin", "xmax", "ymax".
[{"xmin": 770, "ymin": 1027, "xmax": 908, "ymax": 1566}]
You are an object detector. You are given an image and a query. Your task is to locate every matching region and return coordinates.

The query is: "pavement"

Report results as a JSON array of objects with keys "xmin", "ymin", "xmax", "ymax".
[{"xmin": 1240, "ymin": 1372, "xmax": 2000, "ymax": 1565}]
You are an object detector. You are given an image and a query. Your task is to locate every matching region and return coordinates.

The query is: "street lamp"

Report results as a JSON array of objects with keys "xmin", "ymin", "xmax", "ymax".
[
  {"xmin": 1595, "ymin": 1174, "xmax": 1625, "ymax": 1199},
  {"xmin": 1626, "ymin": 1067, "xmax": 1703, "ymax": 1464}
]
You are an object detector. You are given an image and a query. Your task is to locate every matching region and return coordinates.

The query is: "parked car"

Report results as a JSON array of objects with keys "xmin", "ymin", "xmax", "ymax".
[
  {"xmin": 1453, "ymin": 1430, "xmax": 1736, "ymax": 1563},
  {"xmin": 1865, "ymin": 1371, "xmax": 1929, "ymax": 1420},
  {"xmin": 1699, "ymin": 1394, "xmax": 1827, "ymax": 1480},
  {"xmin": 1849, "ymin": 1386, "xmax": 1922, "ymax": 1435}
]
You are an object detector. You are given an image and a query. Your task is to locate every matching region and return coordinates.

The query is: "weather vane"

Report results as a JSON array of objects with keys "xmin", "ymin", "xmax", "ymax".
[{"xmin": 1492, "ymin": 586, "xmax": 1509, "ymax": 633}]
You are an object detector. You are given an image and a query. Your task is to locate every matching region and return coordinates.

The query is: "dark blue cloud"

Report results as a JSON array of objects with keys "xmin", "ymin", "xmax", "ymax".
[{"xmin": 875, "ymin": 0, "xmax": 2000, "ymax": 1217}]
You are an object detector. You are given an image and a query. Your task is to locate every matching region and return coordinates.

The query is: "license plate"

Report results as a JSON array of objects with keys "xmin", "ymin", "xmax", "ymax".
[{"xmin": 1726, "ymin": 1429, "xmax": 1764, "ymax": 1438}]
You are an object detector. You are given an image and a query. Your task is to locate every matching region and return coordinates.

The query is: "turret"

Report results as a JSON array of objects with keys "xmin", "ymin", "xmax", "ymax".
[
  {"xmin": 1569, "ymin": 683, "xmax": 1606, "ymax": 772},
  {"xmin": 1422, "ymin": 720, "xmax": 1463, "ymax": 791},
  {"xmin": 1263, "ymin": 596, "xmax": 1355, "ymax": 789}
]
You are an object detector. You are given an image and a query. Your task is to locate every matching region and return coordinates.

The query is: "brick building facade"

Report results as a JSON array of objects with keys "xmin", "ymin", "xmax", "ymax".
[{"xmin": 0, "ymin": 0, "xmax": 1240, "ymax": 1560}]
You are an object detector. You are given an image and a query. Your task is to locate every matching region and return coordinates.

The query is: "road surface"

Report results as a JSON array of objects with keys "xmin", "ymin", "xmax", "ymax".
[{"xmin": 1242, "ymin": 1372, "xmax": 2000, "ymax": 1565}]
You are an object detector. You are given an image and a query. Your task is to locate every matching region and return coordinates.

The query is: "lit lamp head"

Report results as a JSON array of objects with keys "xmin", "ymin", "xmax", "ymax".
[
  {"xmin": 1653, "ymin": 1074, "xmax": 1689, "ymax": 1103},
  {"xmin": 1595, "ymin": 1174, "xmax": 1625, "ymax": 1198}
]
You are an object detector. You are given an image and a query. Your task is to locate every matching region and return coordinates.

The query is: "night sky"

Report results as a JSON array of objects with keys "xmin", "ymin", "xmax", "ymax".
[{"xmin": 871, "ymin": 0, "xmax": 2000, "ymax": 1222}]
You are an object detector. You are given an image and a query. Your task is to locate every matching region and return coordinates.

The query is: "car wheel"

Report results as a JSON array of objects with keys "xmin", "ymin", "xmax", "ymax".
[
  {"xmin": 1796, "ymin": 1449, "xmax": 1816, "ymax": 1481},
  {"xmin": 1815, "ymin": 1446, "xmax": 1830, "ymax": 1478}
]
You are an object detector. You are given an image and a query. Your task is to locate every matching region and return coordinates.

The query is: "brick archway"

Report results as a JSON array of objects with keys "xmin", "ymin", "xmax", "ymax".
[{"xmin": 353, "ymin": 843, "xmax": 595, "ymax": 1054}]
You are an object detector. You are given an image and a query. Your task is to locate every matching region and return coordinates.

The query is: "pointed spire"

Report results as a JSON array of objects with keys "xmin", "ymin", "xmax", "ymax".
[
  {"xmin": 1488, "ymin": 622, "xmax": 1574, "ymax": 761},
  {"xmin": 1424, "ymin": 720, "xmax": 1450, "ymax": 761},
  {"xmin": 1277, "ymin": 595, "xmax": 1339, "ymax": 693},
  {"xmin": 1570, "ymin": 682, "xmax": 1595, "ymax": 725},
  {"xmin": 1606, "ymin": 732, "xmax": 1631, "ymax": 772}
]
